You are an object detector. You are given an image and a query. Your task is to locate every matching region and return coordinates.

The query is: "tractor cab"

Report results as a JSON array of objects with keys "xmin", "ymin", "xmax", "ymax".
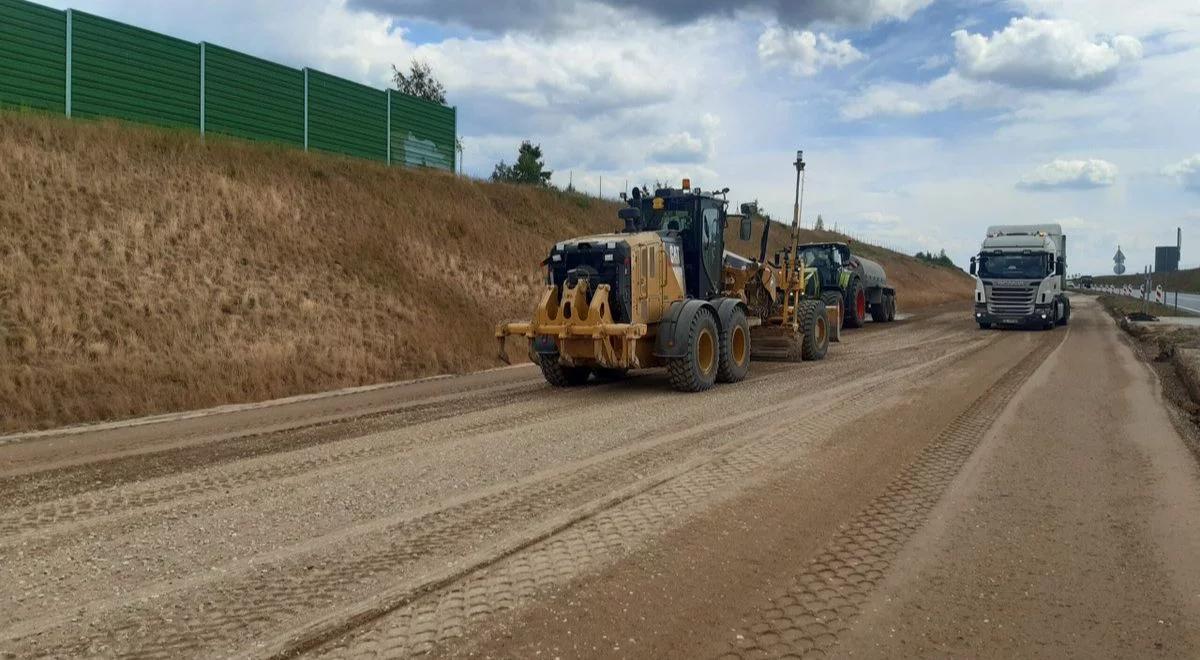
[
  {"xmin": 621, "ymin": 181, "xmax": 733, "ymax": 300},
  {"xmin": 794, "ymin": 242, "xmax": 851, "ymax": 295}
]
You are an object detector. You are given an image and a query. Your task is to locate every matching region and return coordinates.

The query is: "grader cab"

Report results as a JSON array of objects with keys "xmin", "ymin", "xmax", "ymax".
[{"xmin": 496, "ymin": 153, "xmax": 836, "ymax": 392}]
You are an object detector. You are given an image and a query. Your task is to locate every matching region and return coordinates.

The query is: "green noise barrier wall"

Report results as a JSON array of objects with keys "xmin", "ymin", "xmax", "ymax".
[{"xmin": 0, "ymin": 0, "xmax": 456, "ymax": 171}]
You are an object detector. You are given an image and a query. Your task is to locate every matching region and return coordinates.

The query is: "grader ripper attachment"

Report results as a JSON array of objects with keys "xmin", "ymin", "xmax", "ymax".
[{"xmin": 496, "ymin": 152, "xmax": 836, "ymax": 392}]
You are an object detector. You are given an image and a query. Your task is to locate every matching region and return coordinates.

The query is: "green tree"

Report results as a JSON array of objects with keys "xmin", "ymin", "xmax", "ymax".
[
  {"xmin": 491, "ymin": 141, "xmax": 552, "ymax": 186},
  {"xmin": 814, "ymin": 214, "xmax": 825, "ymax": 231},
  {"xmin": 392, "ymin": 59, "xmax": 446, "ymax": 104}
]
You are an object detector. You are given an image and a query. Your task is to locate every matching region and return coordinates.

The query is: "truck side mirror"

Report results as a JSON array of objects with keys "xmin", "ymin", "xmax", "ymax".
[
  {"xmin": 739, "ymin": 215, "xmax": 753, "ymax": 241},
  {"xmin": 1055, "ymin": 257, "xmax": 1065, "ymax": 276},
  {"xmin": 969, "ymin": 257, "xmax": 977, "ymax": 276}
]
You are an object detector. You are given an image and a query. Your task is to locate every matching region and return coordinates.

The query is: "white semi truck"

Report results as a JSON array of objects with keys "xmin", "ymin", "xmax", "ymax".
[{"xmin": 970, "ymin": 224, "xmax": 1071, "ymax": 330}]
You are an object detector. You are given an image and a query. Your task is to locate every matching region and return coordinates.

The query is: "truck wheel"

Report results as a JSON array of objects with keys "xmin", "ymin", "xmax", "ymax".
[
  {"xmin": 799, "ymin": 300, "xmax": 830, "ymax": 361},
  {"xmin": 1057, "ymin": 298, "xmax": 1071, "ymax": 326},
  {"xmin": 538, "ymin": 354, "xmax": 591, "ymax": 387},
  {"xmin": 668, "ymin": 308, "xmax": 720, "ymax": 392},
  {"xmin": 978, "ymin": 322, "xmax": 992, "ymax": 330},
  {"xmin": 870, "ymin": 296, "xmax": 889, "ymax": 323},
  {"xmin": 844, "ymin": 278, "xmax": 866, "ymax": 328},
  {"xmin": 717, "ymin": 307, "xmax": 751, "ymax": 384}
]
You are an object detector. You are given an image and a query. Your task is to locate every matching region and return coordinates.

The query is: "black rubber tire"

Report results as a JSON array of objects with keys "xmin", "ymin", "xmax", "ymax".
[
  {"xmin": 978, "ymin": 322, "xmax": 992, "ymax": 330},
  {"xmin": 537, "ymin": 354, "xmax": 590, "ymax": 387},
  {"xmin": 717, "ymin": 307, "xmax": 751, "ymax": 384},
  {"xmin": 870, "ymin": 298, "xmax": 888, "ymax": 323},
  {"xmin": 821, "ymin": 291, "xmax": 842, "ymax": 316},
  {"xmin": 798, "ymin": 300, "xmax": 830, "ymax": 361},
  {"xmin": 667, "ymin": 309, "xmax": 720, "ymax": 392},
  {"xmin": 886, "ymin": 293, "xmax": 897, "ymax": 322},
  {"xmin": 844, "ymin": 278, "xmax": 866, "ymax": 328},
  {"xmin": 593, "ymin": 368, "xmax": 629, "ymax": 382},
  {"xmin": 1057, "ymin": 298, "xmax": 1071, "ymax": 326}
]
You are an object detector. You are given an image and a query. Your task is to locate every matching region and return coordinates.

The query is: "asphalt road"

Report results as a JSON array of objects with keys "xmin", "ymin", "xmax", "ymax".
[
  {"xmin": 1, "ymin": 297, "xmax": 1197, "ymax": 659},
  {"xmin": 1162, "ymin": 290, "xmax": 1200, "ymax": 315}
]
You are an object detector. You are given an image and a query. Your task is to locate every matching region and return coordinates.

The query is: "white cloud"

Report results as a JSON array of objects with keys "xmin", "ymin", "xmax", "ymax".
[
  {"xmin": 840, "ymin": 72, "xmax": 999, "ymax": 120},
  {"xmin": 1017, "ymin": 159, "xmax": 1118, "ymax": 190},
  {"xmin": 953, "ymin": 18, "xmax": 1142, "ymax": 90},
  {"xmin": 757, "ymin": 27, "xmax": 865, "ymax": 76},
  {"xmin": 1163, "ymin": 155, "xmax": 1200, "ymax": 193},
  {"xmin": 918, "ymin": 53, "xmax": 950, "ymax": 70}
]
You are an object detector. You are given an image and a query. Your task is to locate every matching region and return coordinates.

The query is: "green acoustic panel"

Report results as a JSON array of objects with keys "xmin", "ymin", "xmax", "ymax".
[
  {"xmin": 70, "ymin": 10, "xmax": 199, "ymax": 128},
  {"xmin": 390, "ymin": 91, "xmax": 455, "ymax": 171},
  {"xmin": 307, "ymin": 69, "xmax": 387, "ymax": 162},
  {"xmin": 203, "ymin": 43, "xmax": 303, "ymax": 146},
  {"xmin": 0, "ymin": 0, "xmax": 65, "ymax": 113}
]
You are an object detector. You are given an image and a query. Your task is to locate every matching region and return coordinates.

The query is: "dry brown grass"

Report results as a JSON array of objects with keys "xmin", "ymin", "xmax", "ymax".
[{"xmin": 0, "ymin": 111, "xmax": 973, "ymax": 432}]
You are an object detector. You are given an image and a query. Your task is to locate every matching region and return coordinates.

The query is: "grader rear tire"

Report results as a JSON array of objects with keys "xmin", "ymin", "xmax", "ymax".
[
  {"xmin": 799, "ymin": 300, "xmax": 830, "ymax": 361},
  {"xmin": 668, "ymin": 309, "xmax": 720, "ymax": 392},
  {"xmin": 538, "ymin": 354, "xmax": 591, "ymax": 387},
  {"xmin": 717, "ymin": 307, "xmax": 751, "ymax": 384}
]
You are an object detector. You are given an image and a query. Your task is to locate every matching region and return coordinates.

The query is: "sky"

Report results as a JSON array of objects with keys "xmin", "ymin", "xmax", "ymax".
[{"xmin": 40, "ymin": 0, "xmax": 1200, "ymax": 275}]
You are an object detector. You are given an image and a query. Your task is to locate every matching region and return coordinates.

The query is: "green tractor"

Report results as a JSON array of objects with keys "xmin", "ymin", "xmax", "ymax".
[{"xmin": 795, "ymin": 242, "xmax": 897, "ymax": 328}]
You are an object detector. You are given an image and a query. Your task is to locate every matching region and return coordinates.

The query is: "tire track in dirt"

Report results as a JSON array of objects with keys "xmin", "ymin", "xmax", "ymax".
[
  {"xmin": 0, "ymin": 330, "xmax": 986, "ymax": 636},
  {"xmin": 0, "ymin": 383, "xmax": 543, "ymax": 509},
  {"xmin": 711, "ymin": 328, "xmax": 1066, "ymax": 660},
  {"xmin": 301, "ymin": 328, "xmax": 997, "ymax": 659},
  {"xmin": 0, "ymin": 320, "xmax": 977, "ymax": 548},
  {"xmin": 2, "ymin": 332, "xmax": 990, "ymax": 658}
]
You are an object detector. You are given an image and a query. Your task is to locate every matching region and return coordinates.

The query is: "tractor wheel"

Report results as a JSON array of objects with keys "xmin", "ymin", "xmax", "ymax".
[
  {"xmin": 886, "ymin": 293, "xmax": 897, "ymax": 322},
  {"xmin": 844, "ymin": 278, "xmax": 867, "ymax": 328},
  {"xmin": 717, "ymin": 307, "xmax": 751, "ymax": 384},
  {"xmin": 667, "ymin": 308, "xmax": 720, "ymax": 392},
  {"xmin": 799, "ymin": 300, "xmax": 830, "ymax": 361},
  {"xmin": 821, "ymin": 291, "xmax": 842, "ymax": 315},
  {"xmin": 593, "ymin": 368, "xmax": 629, "ymax": 381},
  {"xmin": 537, "ymin": 354, "xmax": 590, "ymax": 387}
]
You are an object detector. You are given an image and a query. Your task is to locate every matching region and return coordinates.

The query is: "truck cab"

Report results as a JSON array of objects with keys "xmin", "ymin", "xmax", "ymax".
[{"xmin": 971, "ymin": 224, "xmax": 1071, "ymax": 330}]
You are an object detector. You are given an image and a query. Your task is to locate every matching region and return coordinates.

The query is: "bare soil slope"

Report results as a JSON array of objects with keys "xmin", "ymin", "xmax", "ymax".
[{"xmin": 1, "ymin": 112, "xmax": 969, "ymax": 431}]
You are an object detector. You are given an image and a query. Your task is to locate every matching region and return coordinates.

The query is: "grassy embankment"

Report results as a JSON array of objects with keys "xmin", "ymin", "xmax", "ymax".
[{"xmin": 1, "ymin": 111, "xmax": 972, "ymax": 431}]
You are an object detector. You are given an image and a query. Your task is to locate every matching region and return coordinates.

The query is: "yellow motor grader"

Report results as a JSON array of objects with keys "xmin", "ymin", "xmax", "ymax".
[{"xmin": 496, "ymin": 152, "xmax": 839, "ymax": 391}]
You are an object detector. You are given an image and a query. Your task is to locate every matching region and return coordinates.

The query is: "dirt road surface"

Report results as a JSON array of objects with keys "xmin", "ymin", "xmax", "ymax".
[{"xmin": 2, "ymin": 297, "xmax": 1198, "ymax": 659}]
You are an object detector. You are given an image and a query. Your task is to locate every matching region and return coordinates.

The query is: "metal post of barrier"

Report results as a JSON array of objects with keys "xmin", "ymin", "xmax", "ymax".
[
  {"xmin": 65, "ymin": 10, "xmax": 72, "ymax": 117},
  {"xmin": 199, "ymin": 43, "xmax": 206, "ymax": 139}
]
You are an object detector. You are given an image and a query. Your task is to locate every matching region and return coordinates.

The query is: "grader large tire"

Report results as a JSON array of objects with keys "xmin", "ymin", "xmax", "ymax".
[
  {"xmin": 799, "ymin": 300, "xmax": 830, "ymax": 361},
  {"xmin": 844, "ymin": 278, "xmax": 867, "ymax": 328},
  {"xmin": 717, "ymin": 307, "xmax": 751, "ymax": 384},
  {"xmin": 537, "ymin": 354, "xmax": 590, "ymax": 387},
  {"xmin": 668, "ymin": 309, "xmax": 720, "ymax": 392}
]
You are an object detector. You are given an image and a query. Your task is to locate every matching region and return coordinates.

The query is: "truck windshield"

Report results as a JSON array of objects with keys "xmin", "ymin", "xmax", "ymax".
[{"xmin": 978, "ymin": 254, "xmax": 1049, "ymax": 279}]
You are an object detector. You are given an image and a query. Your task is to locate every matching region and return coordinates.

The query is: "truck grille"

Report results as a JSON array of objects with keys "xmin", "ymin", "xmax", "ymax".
[{"xmin": 987, "ymin": 286, "xmax": 1035, "ymax": 316}]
